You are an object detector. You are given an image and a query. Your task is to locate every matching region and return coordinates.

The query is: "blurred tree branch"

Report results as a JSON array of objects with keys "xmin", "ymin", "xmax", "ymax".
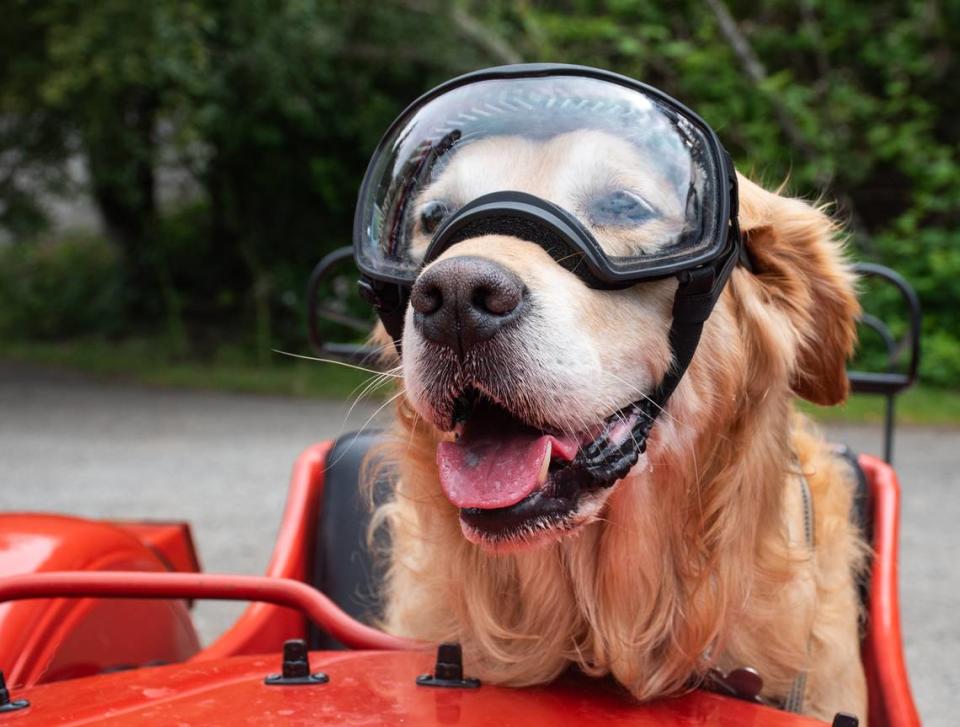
[
  {"xmin": 703, "ymin": 0, "xmax": 814, "ymax": 161},
  {"xmin": 703, "ymin": 0, "xmax": 870, "ymax": 239},
  {"xmin": 397, "ymin": 0, "xmax": 523, "ymax": 65},
  {"xmin": 449, "ymin": 3, "xmax": 523, "ymax": 65}
]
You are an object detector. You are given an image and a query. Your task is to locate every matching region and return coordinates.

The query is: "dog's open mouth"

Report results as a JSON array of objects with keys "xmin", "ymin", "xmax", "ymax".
[{"xmin": 436, "ymin": 387, "xmax": 649, "ymax": 545}]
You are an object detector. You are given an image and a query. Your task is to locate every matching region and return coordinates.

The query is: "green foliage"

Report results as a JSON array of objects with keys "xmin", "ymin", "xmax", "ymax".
[
  {"xmin": 798, "ymin": 384, "xmax": 960, "ymax": 426},
  {"xmin": 1, "ymin": 336, "xmax": 373, "ymax": 400},
  {"xmin": 515, "ymin": 0, "xmax": 960, "ymax": 387},
  {"xmin": 0, "ymin": 0, "xmax": 957, "ymax": 388},
  {"xmin": 867, "ymin": 226, "xmax": 960, "ymax": 387},
  {"xmin": 0, "ymin": 234, "xmax": 124, "ymax": 339}
]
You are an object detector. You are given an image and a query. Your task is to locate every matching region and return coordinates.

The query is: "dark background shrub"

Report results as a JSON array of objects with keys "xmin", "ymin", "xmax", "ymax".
[
  {"xmin": 0, "ymin": 1, "xmax": 955, "ymax": 386},
  {"xmin": 0, "ymin": 232, "xmax": 124, "ymax": 339}
]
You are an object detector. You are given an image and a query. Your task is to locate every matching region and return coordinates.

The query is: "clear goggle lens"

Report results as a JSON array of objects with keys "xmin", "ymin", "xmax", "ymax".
[{"xmin": 355, "ymin": 72, "xmax": 723, "ymax": 283}]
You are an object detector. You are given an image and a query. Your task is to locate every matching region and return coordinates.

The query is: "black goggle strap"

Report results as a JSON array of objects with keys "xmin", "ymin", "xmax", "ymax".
[
  {"xmin": 571, "ymin": 221, "xmax": 743, "ymax": 484},
  {"xmin": 357, "ymin": 277, "xmax": 409, "ymax": 354},
  {"xmin": 651, "ymin": 158, "xmax": 745, "ymax": 413},
  {"xmin": 358, "ymin": 190, "xmax": 616, "ymax": 355},
  {"xmin": 424, "ymin": 190, "xmax": 615, "ymax": 289},
  {"xmin": 659, "ymin": 219, "xmax": 742, "ymax": 407}
]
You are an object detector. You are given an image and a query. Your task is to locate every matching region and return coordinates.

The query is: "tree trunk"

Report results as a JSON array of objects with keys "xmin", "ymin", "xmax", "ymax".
[{"xmin": 85, "ymin": 89, "xmax": 159, "ymax": 310}]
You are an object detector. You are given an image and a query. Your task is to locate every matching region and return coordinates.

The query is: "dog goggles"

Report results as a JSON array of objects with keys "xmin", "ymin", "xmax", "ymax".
[
  {"xmin": 352, "ymin": 64, "xmax": 747, "ymax": 482},
  {"xmin": 354, "ymin": 63, "xmax": 743, "ymax": 335}
]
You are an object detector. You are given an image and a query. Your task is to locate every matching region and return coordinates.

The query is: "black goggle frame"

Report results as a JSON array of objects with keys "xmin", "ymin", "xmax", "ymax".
[{"xmin": 351, "ymin": 64, "xmax": 747, "ymax": 491}]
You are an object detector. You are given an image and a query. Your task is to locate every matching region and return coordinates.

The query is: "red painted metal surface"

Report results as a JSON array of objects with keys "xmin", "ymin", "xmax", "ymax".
[
  {"xmin": 0, "ymin": 515, "xmax": 200, "ymax": 687},
  {"xmin": 116, "ymin": 521, "xmax": 202, "ymax": 574},
  {"xmin": 8, "ymin": 649, "xmax": 829, "ymax": 726},
  {"xmin": 858, "ymin": 454, "xmax": 921, "ymax": 727},
  {"xmin": 0, "ymin": 571, "xmax": 418, "ymax": 652},
  {"xmin": 198, "ymin": 441, "xmax": 333, "ymax": 659}
]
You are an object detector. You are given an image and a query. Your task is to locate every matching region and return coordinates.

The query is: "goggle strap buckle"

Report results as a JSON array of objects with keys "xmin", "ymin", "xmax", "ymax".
[
  {"xmin": 673, "ymin": 233, "xmax": 739, "ymax": 325},
  {"xmin": 358, "ymin": 276, "xmax": 408, "ymax": 354}
]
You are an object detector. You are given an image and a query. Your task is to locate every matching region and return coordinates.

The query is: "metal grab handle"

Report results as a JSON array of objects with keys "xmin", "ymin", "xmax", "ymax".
[
  {"xmin": 0, "ymin": 571, "xmax": 420, "ymax": 652},
  {"xmin": 306, "ymin": 246, "xmax": 380, "ymax": 364},
  {"xmin": 847, "ymin": 262, "xmax": 922, "ymax": 463},
  {"xmin": 848, "ymin": 262, "xmax": 921, "ymax": 396}
]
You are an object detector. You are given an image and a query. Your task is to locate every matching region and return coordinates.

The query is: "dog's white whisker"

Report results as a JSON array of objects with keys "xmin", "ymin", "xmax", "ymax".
[
  {"xmin": 272, "ymin": 348, "xmax": 402, "ymax": 377},
  {"xmin": 552, "ymin": 250, "xmax": 586, "ymax": 266},
  {"xmin": 338, "ymin": 370, "xmax": 398, "ymax": 435},
  {"xmin": 405, "ymin": 410, "xmax": 421, "ymax": 456},
  {"xmin": 603, "ymin": 370, "xmax": 684, "ymax": 429},
  {"xmin": 324, "ymin": 390, "xmax": 403, "ymax": 473}
]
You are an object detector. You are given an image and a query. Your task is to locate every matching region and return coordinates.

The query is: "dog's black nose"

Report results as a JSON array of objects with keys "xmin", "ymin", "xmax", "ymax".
[{"xmin": 411, "ymin": 256, "xmax": 525, "ymax": 356}]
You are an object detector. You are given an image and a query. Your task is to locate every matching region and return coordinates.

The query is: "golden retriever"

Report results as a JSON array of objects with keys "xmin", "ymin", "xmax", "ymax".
[{"xmin": 368, "ymin": 128, "xmax": 867, "ymax": 722}]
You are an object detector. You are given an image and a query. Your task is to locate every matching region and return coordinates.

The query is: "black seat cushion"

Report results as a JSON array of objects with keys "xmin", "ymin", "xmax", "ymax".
[
  {"xmin": 308, "ymin": 429, "xmax": 391, "ymax": 649},
  {"xmin": 834, "ymin": 445, "xmax": 874, "ymax": 610},
  {"xmin": 834, "ymin": 445, "xmax": 874, "ymax": 548}
]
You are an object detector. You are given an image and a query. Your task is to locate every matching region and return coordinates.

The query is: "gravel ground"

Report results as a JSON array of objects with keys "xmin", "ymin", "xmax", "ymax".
[{"xmin": 0, "ymin": 361, "xmax": 956, "ymax": 725}]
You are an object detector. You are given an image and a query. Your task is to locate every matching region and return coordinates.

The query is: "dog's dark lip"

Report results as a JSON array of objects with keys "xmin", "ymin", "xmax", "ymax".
[{"xmin": 460, "ymin": 487, "xmax": 578, "ymax": 541}]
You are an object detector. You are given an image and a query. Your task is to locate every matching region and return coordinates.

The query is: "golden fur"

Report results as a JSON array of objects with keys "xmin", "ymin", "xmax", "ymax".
[{"xmin": 369, "ymin": 159, "xmax": 868, "ymax": 721}]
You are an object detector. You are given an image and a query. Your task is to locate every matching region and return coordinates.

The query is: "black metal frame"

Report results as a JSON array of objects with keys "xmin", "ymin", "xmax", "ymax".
[
  {"xmin": 846, "ymin": 262, "xmax": 922, "ymax": 463},
  {"xmin": 305, "ymin": 246, "xmax": 379, "ymax": 363}
]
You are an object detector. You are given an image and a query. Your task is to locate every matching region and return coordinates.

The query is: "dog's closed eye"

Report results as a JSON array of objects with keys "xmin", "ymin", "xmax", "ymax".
[
  {"xmin": 587, "ymin": 189, "xmax": 658, "ymax": 228},
  {"xmin": 419, "ymin": 199, "xmax": 454, "ymax": 235}
]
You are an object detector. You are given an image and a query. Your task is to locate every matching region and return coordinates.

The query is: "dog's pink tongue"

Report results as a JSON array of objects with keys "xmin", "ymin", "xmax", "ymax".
[{"xmin": 436, "ymin": 407, "xmax": 578, "ymax": 510}]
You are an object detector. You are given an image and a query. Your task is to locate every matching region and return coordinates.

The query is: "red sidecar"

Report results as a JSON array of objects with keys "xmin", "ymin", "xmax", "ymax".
[{"xmin": 0, "ymin": 430, "xmax": 919, "ymax": 726}]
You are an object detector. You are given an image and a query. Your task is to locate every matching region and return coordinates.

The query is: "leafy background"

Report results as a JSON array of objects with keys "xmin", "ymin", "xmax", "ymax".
[{"xmin": 1, "ymin": 0, "xmax": 956, "ymax": 391}]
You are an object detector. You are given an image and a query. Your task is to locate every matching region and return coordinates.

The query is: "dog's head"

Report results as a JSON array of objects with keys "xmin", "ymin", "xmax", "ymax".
[{"xmin": 390, "ymin": 128, "xmax": 858, "ymax": 551}]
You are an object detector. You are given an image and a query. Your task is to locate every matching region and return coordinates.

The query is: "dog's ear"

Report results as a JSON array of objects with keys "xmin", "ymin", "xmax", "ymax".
[{"xmin": 736, "ymin": 175, "xmax": 860, "ymax": 405}]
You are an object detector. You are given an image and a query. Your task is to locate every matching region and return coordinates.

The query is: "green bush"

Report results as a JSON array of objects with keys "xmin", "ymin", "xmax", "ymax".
[
  {"xmin": 0, "ymin": 233, "xmax": 125, "ymax": 339},
  {"xmin": 0, "ymin": 1, "xmax": 956, "ymax": 388},
  {"xmin": 856, "ymin": 225, "xmax": 960, "ymax": 388}
]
